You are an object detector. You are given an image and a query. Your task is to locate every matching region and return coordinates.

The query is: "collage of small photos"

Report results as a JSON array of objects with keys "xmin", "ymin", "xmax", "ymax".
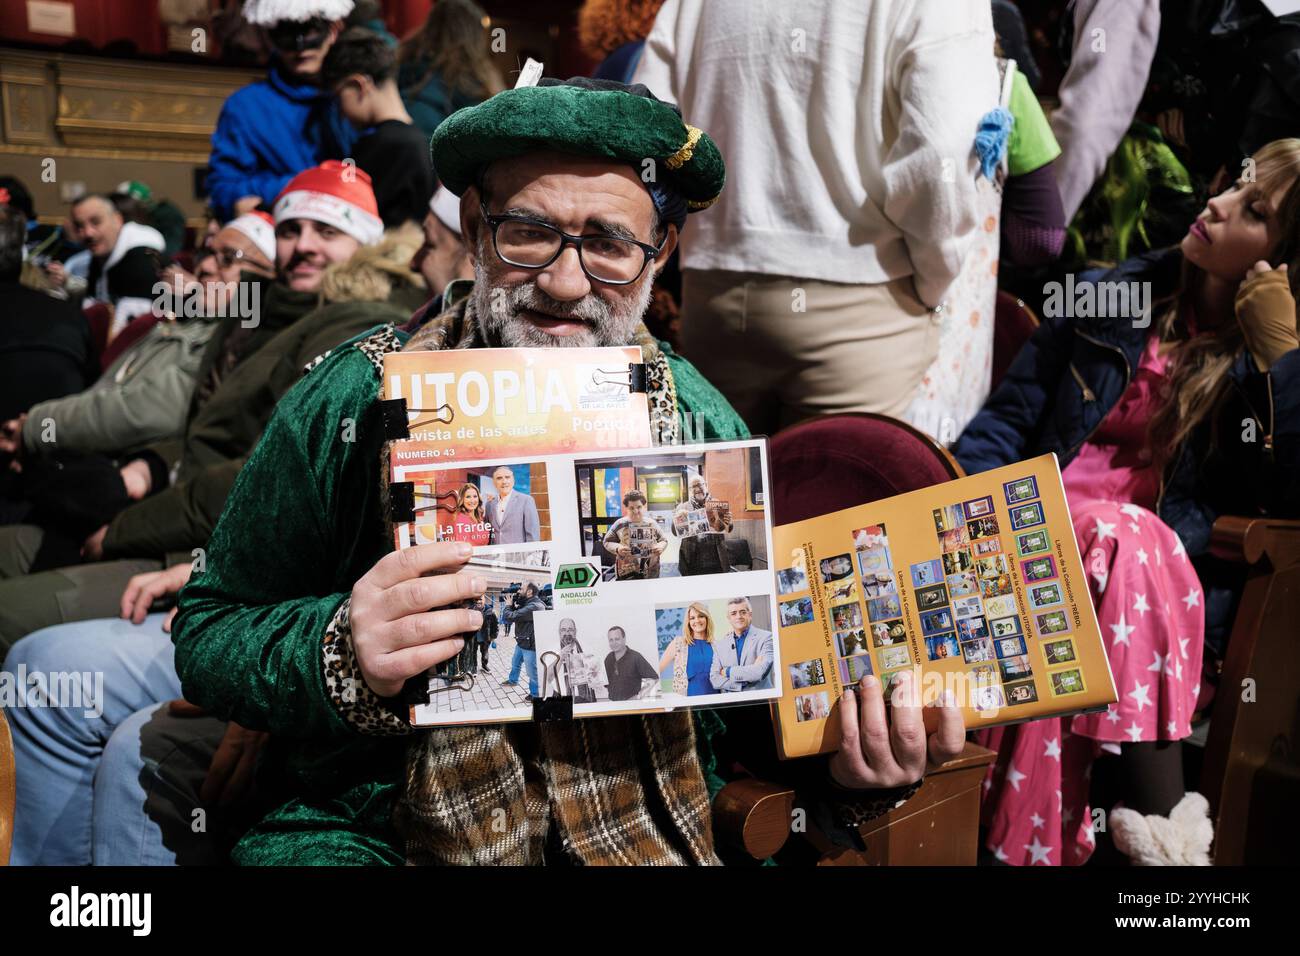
[
  {"xmin": 913, "ymin": 473, "xmax": 1087, "ymax": 712},
  {"xmin": 774, "ymin": 473, "xmax": 1089, "ymax": 723}
]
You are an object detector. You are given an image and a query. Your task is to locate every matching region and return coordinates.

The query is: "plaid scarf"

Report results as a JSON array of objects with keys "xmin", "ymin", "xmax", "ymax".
[{"xmin": 387, "ymin": 294, "xmax": 715, "ymax": 865}]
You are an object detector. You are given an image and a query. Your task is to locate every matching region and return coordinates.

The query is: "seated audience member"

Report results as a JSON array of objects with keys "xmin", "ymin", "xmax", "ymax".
[
  {"xmin": 322, "ymin": 26, "xmax": 434, "ymax": 229},
  {"xmin": 411, "ymin": 186, "xmax": 475, "ymax": 306},
  {"xmin": 115, "ymin": 180, "xmax": 188, "ymax": 257},
  {"xmin": 0, "ymin": 162, "xmax": 420, "ymax": 650},
  {"xmin": 602, "ymin": 489, "xmax": 668, "ymax": 579},
  {"xmin": 1, "ymin": 162, "xmax": 427, "ymax": 865},
  {"xmin": 0, "ymin": 206, "xmax": 96, "ymax": 425},
  {"xmin": 50, "ymin": 193, "xmax": 165, "ymax": 325},
  {"xmin": 952, "ymin": 138, "xmax": 1300, "ymax": 866},
  {"xmin": 709, "ymin": 596, "xmax": 773, "ymax": 692},
  {"xmin": 158, "ymin": 79, "xmax": 963, "ymax": 865},
  {"xmin": 396, "ymin": 0, "xmax": 503, "ymax": 140},
  {"xmin": 0, "ymin": 214, "xmax": 278, "ymax": 475},
  {"xmin": 603, "ymin": 625, "xmax": 657, "ymax": 700},
  {"xmin": 634, "ymin": 0, "xmax": 996, "ymax": 433},
  {"xmin": 207, "ymin": 0, "xmax": 357, "ymax": 221}
]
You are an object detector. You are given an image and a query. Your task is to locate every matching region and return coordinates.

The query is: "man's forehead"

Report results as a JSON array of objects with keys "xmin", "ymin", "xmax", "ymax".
[
  {"xmin": 484, "ymin": 153, "xmax": 654, "ymax": 228},
  {"xmin": 75, "ymin": 197, "xmax": 113, "ymax": 219}
]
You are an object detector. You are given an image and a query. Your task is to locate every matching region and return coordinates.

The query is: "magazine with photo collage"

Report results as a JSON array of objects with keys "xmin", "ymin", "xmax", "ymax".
[
  {"xmin": 771, "ymin": 454, "xmax": 1117, "ymax": 759},
  {"xmin": 382, "ymin": 346, "xmax": 779, "ymax": 726}
]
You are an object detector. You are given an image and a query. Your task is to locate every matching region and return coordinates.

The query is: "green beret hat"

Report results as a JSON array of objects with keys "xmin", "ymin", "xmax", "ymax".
[{"xmin": 429, "ymin": 77, "xmax": 725, "ymax": 224}]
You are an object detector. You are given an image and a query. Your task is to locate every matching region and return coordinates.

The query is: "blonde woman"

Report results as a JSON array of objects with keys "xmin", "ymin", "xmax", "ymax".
[
  {"xmin": 956, "ymin": 138, "xmax": 1300, "ymax": 866},
  {"xmin": 657, "ymin": 601, "xmax": 717, "ymax": 696}
]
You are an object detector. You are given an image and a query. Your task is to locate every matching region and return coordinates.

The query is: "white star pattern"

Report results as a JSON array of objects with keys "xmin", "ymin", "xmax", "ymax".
[
  {"xmin": 1147, "ymin": 650, "xmax": 1167, "ymax": 673},
  {"xmin": 1178, "ymin": 637, "xmax": 1191, "ymax": 659},
  {"xmin": 1128, "ymin": 522, "xmax": 1141, "ymax": 534},
  {"xmin": 1133, "ymin": 593, "xmax": 1151, "ymax": 616},
  {"xmin": 1167, "ymin": 720, "xmax": 1179, "ymax": 735},
  {"xmin": 1031, "ymin": 812, "xmax": 1045, "ymax": 829},
  {"xmin": 1182, "ymin": 588, "xmax": 1201, "ymax": 611},
  {"xmin": 1006, "ymin": 765, "xmax": 1027, "ymax": 792},
  {"xmin": 1093, "ymin": 568, "xmax": 1109, "ymax": 593},
  {"xmin": 1175, "ymin": 658, "xmax": 1183, "ymax": 681},
  {"xmin": 1024, "ymin": 836, "xmax": 1054, "ymax": 865},
  {"xmin": 992, "ymin": 844, "xmax": 1009, "ymax": 862},
  {"xmin": 1172, "ymin": 537, "xmax": 1187, "ymax": 561},
  {"xmin": 1126, "ymin": 721, "xmax": 1144, "ymax": 743},
  {"xmin": 1110, "ymin": 615, "xmax": 1135, "ymax": 646},
  {"xmin": 1129, "ymin": 681, "xmax": 1152, "ymax": 711},
  {"xmin": 1136, "ymin": 547, "xmax": 1149, "ymax": 565},
  {"xmin": 1120, "ymin": 504, "xmax": 1144, "ymax": 521},
  {"xmin": 1105, "ymin": 706, "xmax": 1121, "ymax": 724},
  {"xmin": 1044, "ymin": 738, "xmax": 1062, "ymax": 760},
  {"xmin": 1094, "ymin": 517, "xmax": 1118, "ymax": 542}
]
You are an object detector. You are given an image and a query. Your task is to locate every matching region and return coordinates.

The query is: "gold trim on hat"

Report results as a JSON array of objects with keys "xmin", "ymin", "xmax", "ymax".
[
  {"xmin": 665, "ymin": 125, "xmax": 703, "ymax": 170},
  {"xmin": 687, "ymin": 195, "xmax": 720, "ymax": 210}
]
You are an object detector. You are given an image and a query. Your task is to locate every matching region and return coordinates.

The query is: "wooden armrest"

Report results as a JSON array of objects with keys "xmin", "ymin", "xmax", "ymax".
[
  {"xmin": 1208, "ymin": 515, "xmax": 1300, "ymax": 567},
  {"xmin": 712, "ymin": 778, "xmax": 796, "ymax": 860},
  {"xmin": 0, "ymin": 709, "xmax": 14, "ymax": 866}
]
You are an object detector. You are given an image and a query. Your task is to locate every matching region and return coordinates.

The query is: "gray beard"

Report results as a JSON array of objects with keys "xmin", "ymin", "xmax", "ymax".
[{"xmin": 470, "ymin": 247, "xmax": 653, "ymax": 349}]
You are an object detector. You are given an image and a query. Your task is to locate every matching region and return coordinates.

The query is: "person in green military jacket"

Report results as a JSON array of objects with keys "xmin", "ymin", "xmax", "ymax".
[{"xmin": 166, "ymin": 79, "xmax": 967, "ymax": 866}]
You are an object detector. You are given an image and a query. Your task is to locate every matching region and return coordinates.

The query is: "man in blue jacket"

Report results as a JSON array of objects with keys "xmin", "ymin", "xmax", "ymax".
[{"xmin": 206, "ymin": 0, "xmax": 358, "ymax": 221}]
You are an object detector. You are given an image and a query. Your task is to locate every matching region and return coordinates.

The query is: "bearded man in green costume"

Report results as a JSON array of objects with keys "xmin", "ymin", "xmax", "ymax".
[{"xmin": 172, "ymin": 78, "xmax": 966, "ymax": 865}]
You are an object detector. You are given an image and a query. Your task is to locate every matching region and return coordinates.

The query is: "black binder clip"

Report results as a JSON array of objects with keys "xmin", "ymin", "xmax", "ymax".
[
  {"xmin": 378, "ymin": 398, "xmax": 455, "ymax": 439},
  {"xmin": 534, "ymin": 651, "xmax": 574, "ymax": 721},
  {"xmin": 533, "ymin": 694, "xmax": 574, "ymax": 722},
  {"xmin": 389, "ymin": 482, "xmax": 415, "ymax": 523},
  {"xmin": 592, "ymin": 363, "xmax": 648, "ymax": 393},
  {"xmin": 400, "ymin": 674, "xmax": 432, "ymax": 707},
  {"xmin": 378, "ymin": 398, "xmax": 410, "ymax": 440}
]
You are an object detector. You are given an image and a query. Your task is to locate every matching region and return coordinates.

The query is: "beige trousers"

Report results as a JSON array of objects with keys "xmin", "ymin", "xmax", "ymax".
[{"xmin": 680, "ymin": 269, "xmax": 942, "ymax": 435}]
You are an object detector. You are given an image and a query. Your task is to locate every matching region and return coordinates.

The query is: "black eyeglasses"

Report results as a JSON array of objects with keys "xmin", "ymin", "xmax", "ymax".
[{"xmin": 479, "ymin": 202, "xmax": 664, "ymax": 286}]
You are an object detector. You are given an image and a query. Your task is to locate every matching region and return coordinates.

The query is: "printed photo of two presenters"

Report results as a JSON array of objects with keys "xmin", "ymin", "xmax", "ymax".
[
  {"xmin": 533, "ymin": 594, "xmax": 776, "ymax": 704},
  {"xmin": 411, "ymin": 463, "xmax": 550, "ymax": 548},
  {"xmin": 576, "ymin": 447, "xmax": 769, "ymax": 582}
]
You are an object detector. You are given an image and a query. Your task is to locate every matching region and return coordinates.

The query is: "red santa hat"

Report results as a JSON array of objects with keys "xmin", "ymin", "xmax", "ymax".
[
  {"xmin": 273, "ymin": 161, "xmax": 383, "ymax": 245},
  {"xmin": 225, "ymin": 211, "xmax": 277, "ymax": 262}
]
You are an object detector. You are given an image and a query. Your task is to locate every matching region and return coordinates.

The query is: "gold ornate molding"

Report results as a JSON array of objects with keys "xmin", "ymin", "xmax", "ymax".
[{"xmin": 1, "ymin": 48, "xmax": 259, "ymax": 155}]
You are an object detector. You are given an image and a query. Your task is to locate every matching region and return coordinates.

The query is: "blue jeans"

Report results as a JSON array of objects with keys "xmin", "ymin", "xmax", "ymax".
[
  {"xmin": 506, "ymin": 645, "xmax": 538, "ymax": 696},
  {"xmin": 3, "ymin": 615, "xmax": 223, "ymax": 865}
]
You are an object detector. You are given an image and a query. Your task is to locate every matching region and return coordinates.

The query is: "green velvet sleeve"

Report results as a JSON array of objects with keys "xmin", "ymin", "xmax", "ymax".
[
  {"xmin": 172, "ymin": 348, "xmax": 387, "ymax": 738},
  {"xmin": 662, "ymin": 345, "xmax": 750, "ymax": 440}
]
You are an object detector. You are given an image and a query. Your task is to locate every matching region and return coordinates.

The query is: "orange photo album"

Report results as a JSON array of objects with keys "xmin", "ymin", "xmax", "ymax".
[{"xmin": 771, "ymin": 454, "xmax": 1117, "ymax": 759}]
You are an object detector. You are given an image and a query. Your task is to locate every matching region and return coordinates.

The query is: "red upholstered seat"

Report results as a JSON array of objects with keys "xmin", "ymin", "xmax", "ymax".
[
  {"xmin": 100, "ymin": 313, "xmax": 160, "ymax": 371},
  {"xmin": 770, "ymin": 413, "xmax": 965, "ymax": 525},
  {"xmin": 992, "ymin": 291, "xmax": 1040, "ymax": 390},
  {"xmin": 82, "ymin": 301, "xmax": 112, "ymax": 366}
]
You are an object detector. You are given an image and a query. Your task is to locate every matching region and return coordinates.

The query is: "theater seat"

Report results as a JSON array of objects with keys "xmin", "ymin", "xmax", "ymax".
[
  {"xmin": 1, "ymin": 709, "xmax": 13, "ymax": 866},
  {"xmin": 771, "ymin": 412, "xmax": 964, "ymax": 524},
  {"xmin": 710, "ymin": 413, "xmax": 996, "ymax": 864},
  {"xmin": 1202, "ymin": 515, "xmax": 1300, "ymax": 864},
  {"xmin": 992, "ymin": 291, "xmax": 1039, "ymax": 391}
]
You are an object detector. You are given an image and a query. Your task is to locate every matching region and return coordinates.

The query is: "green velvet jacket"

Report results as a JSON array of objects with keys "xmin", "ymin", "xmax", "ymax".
[{"xmin": 172, "ymin": 323, "xmax": 748, "ymax": 864}]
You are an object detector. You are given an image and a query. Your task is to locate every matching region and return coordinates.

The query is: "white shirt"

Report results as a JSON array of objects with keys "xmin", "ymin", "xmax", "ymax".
[{"xmin": 634, "ymin": 0, "xmax": 997, "ymax": 307}]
